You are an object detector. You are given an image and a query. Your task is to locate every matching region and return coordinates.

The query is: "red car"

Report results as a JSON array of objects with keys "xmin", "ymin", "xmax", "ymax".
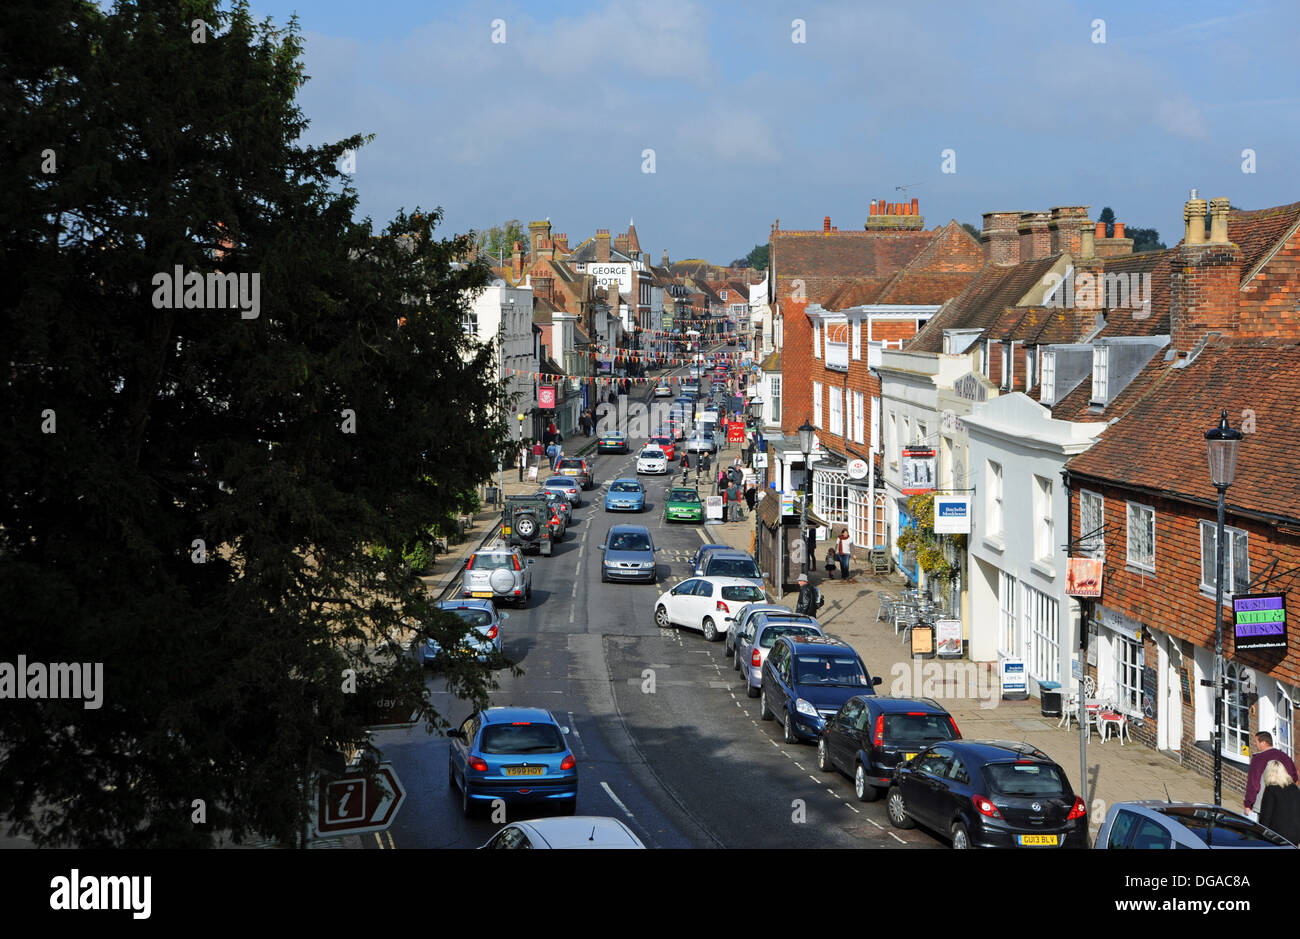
[{"xmin": 648, "ymin": 435, "xmax": 676, "ymax": 461}]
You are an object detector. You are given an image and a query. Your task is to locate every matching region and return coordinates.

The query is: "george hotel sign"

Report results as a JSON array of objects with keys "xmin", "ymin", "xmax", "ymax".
[
  {"xmin": 587, "ymin": 263, "xmax": 633, "ymax": 294},
  {"xmin": 952, "ymin": 373, "xmax": 988, "ymax": 402}
]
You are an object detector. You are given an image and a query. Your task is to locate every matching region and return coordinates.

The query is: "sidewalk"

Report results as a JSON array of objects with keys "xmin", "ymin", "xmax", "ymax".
[{"xmin": 700, "ymin": 511, "xmax": 1215, "ymax": 839}]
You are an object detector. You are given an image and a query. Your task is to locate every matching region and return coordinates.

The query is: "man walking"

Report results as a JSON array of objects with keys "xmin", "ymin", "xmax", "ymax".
[
  {"xmin": 546, "ymin": 440, "xmax": 559, "ymax": 472},
  {"xmin": 794, "ymin": 574, "xmax": 824, "ymax": 617},
  {"xmin": 1245, "ymin": 730, "xmax": 1298, "ymax": 819},
  {"xmin": 744, "ymin": 482, "xmax": 757, "ymax": 514},
  {"xmin": 679, "ymin": 451, "xmax": 691, "ymax": 485}
]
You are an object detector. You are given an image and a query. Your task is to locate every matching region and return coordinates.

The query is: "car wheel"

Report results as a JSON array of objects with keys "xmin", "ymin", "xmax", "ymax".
[
  {"xmin": 601, "ymin": 568, "xmax": 609, "ymax": 583},
  {"xmin": 759, "ymin": 689, "xmax": 773, "ymax": 721},
  {"xmin": 746, "ymin": 681, "xmax": 759, "ymax": 698},
  {"xmin": 654, "ymin": 605, "xmax": 670, "ymax": 629},
  {"xmin": 951, "ymin": 822, "xmax": 971, "ymax": 850},
  {"xmin": 783, "ymin": 710, "xmax": 799, "ymax": 744},
  {"xmin": 817, "ymin": 737, "xmax": 833, "ymax": 773},
  {"xmin": 702, "ymin": 617, "xmax": 718, "ymax": 642},
  {"xmin": 887, "ymin": 786, "xmax": 915, "ymax": 829},
  {"xmin": 854, "ymin": 763, "xmax": 881, "ymax": 802}
]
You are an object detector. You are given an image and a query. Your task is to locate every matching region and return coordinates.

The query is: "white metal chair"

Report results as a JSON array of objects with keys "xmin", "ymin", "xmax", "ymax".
[{"xmin": 1059, "ymin": 676, "xmax": 1098, "ymax": 730}]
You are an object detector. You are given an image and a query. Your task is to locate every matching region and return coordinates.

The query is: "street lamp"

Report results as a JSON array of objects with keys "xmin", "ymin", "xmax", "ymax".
[
  {"xmin": 1205, "ymin": 408, "xmax": 1242, "ymax": 807},
  {"xmin": 798, "ymin": 419, "xmax": 815, "ymax": 577}
]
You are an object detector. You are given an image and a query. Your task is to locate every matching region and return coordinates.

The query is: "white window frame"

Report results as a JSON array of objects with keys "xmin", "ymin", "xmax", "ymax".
[
  {"xmin": 1079, "ymin": 489, "xmax": 1105, "ymax": 559},
  {"xmin": 1225, "ymin": 663, "xmax": 1251, "ymax": 761},
  {"xmin": 1023, "ymin": 583, "xmax": 1060, "ymax": 684},
  {"xmin": 887, "ymin": 411, "xmax": 897, "ymax": 464},
  {"xmin": 1026, "ymin": 346, "xmax": 1037, "ymax": 392},
  {"xmin": 812, "ymin": 381, "xmax": 823, "ymax": 429},
  {"xmin": 1001, "ymin": 341, "xmax": 1014, "ymax": 391},
  {"xmin": 1034, "ymin": 475, "xmax": 1054, "ymax": 562},
  {"xmin": 1199, "ymin": 521, "xmax": 1250, "ymax": 600},
  {"xmin": 998, "ymin": 570, "xmax": 1018, "ymax": 658},
  {"xmin": 829, "ymin": 386, "xmax": 843, "ymax": 437},
  {"xmin": 852, "ymin": 391, "xmax": 865, "ymax": 444},
  {"xmin": 1091, "ymin": 345, "xmax": 1110, "ymax": 404},
  {"xmin": 987, "ymin": 460, "xmax": 1004, "ymax": 537},
  {"xmin": 813, "ymin": 468, "xmax": 850, "ymax": 525},
  {"xmin": 769, "ymin": 375, "xmax": 782, "ymax": 423},
  {"xmin": 1126, "ymin": 502, "xmax": 1155, "ymax": 572},
  {"xmin": 1114, "ymin": 633, "xmax": 1142, "ymax": 717},
  {"xmin": 851, "ymin": 485, "xmax": 869, "ymax": 548},
  {"xmin": 873, "ymin": 494, "xmax": 887, "ymax": 549},
  {"xmin": 813, "ymin": 323, "xmax": 821, "ymax": 358},
  {"xmin": 1040, "ymin": 351, "xmax": 1056, "ymax": 405},
  {"xmin": 1277, "ymin": 686, "xmax": 1295, "ymax": 759},
  {"xmin": 851, "ymin": 320, "xmax": 861, "ymax": 359}
]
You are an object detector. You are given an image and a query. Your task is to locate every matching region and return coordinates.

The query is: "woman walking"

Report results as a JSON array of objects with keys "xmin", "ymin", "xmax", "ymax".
[{"xmin": 1258, "ymin": 759, "xmax": 1300, "ymax": 844}]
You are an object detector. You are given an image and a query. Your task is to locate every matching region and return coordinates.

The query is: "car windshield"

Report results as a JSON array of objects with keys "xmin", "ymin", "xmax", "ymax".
[
  {"xmin": 557, "ymin": 459, "xmax": 582, "ymax": 470},
  {"xmin": 793, "ymin": 655, "xmax": 868, "ymax": 686},
  {"xmin": 610, "ymin": 532, "xmax": 652, "ymax": 551},
  {"xmin": 545, "ymin": 478, "xmax": 571, "ymax": 487},
  {"xmin": 603, "ymin": 434, "xmax": 624, "ymax": 441},
  {"xmin": 883, "ymin": 713, "xmax": 956, "ymax": 745},
  {"xmin": 640, "ymin": 450, "xmax": 663, "ymax": 459},
  {"xmin": 670, "ymin": 490, "xmax": 699, "ymax": 503},
  {"xmin": 984, "ymin": 762, "xmax": 1069, "ymax": 797},
  {"xmin": 479, "ymin": 722, "xmax": 565, "ymax": 754},
  {"xmin": 722, "ymin": 585, "xmax": 765, "ymax": 602},
  {"xmin": 447, "ymin": 609, "xmax": 494, "ymax": 628},
  {"xmin": 759, "ymin": 624, "xmax": 819, "ymax": 648},
  {"xmin": 471, "ymin": 554, "xmax": 514, "ymax": 570},
  {"xmin": 611, "ymin": 482, "xmax": 641, "ymax": 493},
  {"xmin": 708, "ymin": 558, "xmax": 760, "ymax": 578},
  {"xmin": 1161, "ymin": 808, "xmax": 1293, "ymax": 846}
]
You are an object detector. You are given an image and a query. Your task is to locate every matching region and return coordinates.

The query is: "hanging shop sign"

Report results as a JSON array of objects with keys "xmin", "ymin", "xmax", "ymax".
[
  {"xmin": 1232, "ymin": 592, "xmax": 1287, "ymax": 651},
  {"xmin": 1065, "ymin": 558, "xmax": 1103, "ymax": 598},
  {"xmin": 933, "ymin": 495, "xmax": 970, "ymax": 534},
  {"xmin": 900, "ymin": 447, "xmax": 936, "ymax": 494}
]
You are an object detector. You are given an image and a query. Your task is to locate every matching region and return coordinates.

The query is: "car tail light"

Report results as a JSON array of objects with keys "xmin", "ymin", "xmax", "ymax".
[
  {"xmin": 873, "ymin": 713, "xmax": 885, "ymax": 747},
  {"xmin": 465, "ymin": 556, "xmax": 475, "ymax": 570},
  {"xmin": 512, "ymin": 555, "xmax": 521, "ymax": 571},
  {"xmin": 716, "ymin": 600, "xmax": 730, "ymax": 614},
  {"xmin": 971, "ymin": 794, "xmax": 1002, "ymax": 819},
  {"xmin": 949, "ymin": 716, "xmax": 962, "ymax": 738},
  {"xmin": 560, "ymin": 753, "xmax": 576, "ymax": 771},
  {"xmin": 751, "ymin": 649, "xmax": 761, "ymax": 668},
  {"xmin": 487, "ymin": 625, "xmax": 498, "ymax": 640},
  {"xmin": 511, "ymin": 721, "xmax": 531, "ymax": 725},
  {"xmin": 468, "ymin": 757, "xmax": 489, "ymax": 772},
  {"xmin": 1066, "ymin": 796, "xmax": 1087, "ymax": 820}
]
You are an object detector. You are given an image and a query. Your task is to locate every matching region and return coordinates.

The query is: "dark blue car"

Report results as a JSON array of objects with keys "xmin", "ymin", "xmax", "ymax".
[
  {"xmin": 447, "ymin": 707, "xmax": 577, "ymax": 817},
  {"xmin": 759, "ymin": 635, "xmax": 880, "ymax": 744}
]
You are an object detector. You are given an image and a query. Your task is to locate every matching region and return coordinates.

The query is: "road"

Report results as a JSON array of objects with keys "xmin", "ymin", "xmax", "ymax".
[{"xmin": 366, "ymin": 350, "xmax": 940, "ymax": 849}]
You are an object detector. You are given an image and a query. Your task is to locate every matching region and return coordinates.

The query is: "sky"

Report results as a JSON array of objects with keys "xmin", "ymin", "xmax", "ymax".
[{"xmin": 243, "ymin": 0, "xmax": 1300, "ymax": 263}]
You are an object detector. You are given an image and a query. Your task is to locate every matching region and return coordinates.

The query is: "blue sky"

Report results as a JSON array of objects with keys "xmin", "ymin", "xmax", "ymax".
[{"xmin": 245, "ymin": 0, "xmax": 1300, "ymax": 262}]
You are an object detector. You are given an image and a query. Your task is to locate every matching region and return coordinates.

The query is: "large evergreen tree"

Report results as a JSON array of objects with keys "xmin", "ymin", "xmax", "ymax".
[{"xmin": 0, "ymin": 0, "xmax": 509, "ymax": 846}]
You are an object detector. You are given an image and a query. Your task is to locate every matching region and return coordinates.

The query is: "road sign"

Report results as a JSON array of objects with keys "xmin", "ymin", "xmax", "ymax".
[
  {"xmin": 314, "ymin": 763, "xmax": 405, "ymax": 837},
  {"xmin": 360, "ymin": 695, "xmax": 420, "ymax": 730}
]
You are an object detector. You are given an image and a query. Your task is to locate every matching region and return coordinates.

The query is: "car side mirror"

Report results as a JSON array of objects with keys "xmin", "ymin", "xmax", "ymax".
[
  {"xmin": 762, "ymin": 572, "xmax": 770, "ymax": 580},
  {"xmin": 597, "ymin": 544, "xmax": 605, "ymax": 550},
  {"xmin": 500, "ymin": 612, "xmax": 510, "ymax": 621},
  {"xmin": 871, "ymin": 676, "xmax": 883, "ymax": 687}
]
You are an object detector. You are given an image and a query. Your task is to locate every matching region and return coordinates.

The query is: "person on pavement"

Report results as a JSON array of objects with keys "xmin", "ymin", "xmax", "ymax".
[
  {"xmin": 679, "ymin": 452, "xmax": 690, "ymax": 485},
  {"xmin": 1246, "ymin": 731, "xmax": 1298, "ymax": 819},
  {"xmin": 744, "ymin": 482, "xmax": 757, "ymax": 513},
  {"xmin": 1257, "ymin": 759, "xmax": 1300, "ymax": 844},
  {"xmin": 794, "ymin": 574, "xmax": 824, "ymax": 616},
  {"xmin": 836, "ymin": 527, "xmax": 853, "ymax": 581}
]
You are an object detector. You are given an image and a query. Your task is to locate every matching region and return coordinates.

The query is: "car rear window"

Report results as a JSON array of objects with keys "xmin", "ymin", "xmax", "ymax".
[
  {"xmin": 448, "ymin": 609, "xmax": 494, "ymax": 628},
  {"xmin": 707, "ymin": 558, "xmax": 760, "ymax": 579},
  {"xmin": 545, "ymin": 477, "xmax": 572, "ymax": 487},
  {"xmin": 557, "ymin": 459, "xmax": 582, "ymax": 469},
  {"xmin": 882, "ymin": 713, "xmax": 956, "ymax": 745},
  {"xmin": 471, "ymin": 554, "xmax": 514, "ymax": 570},
  {"xmin": 479, "ymin": 722, "xmax": 565, "ymax": 755},
  {"xmin": 758, "ymin": 624, "xmax": 819, "ymax": 648},
  {"xmin": 1160, "ymin": 808, "xmax": 1293, "ymax": 847},
  {"xmin": 721, "ymin": 585, "xmax": 765, "ymax": 602},
  {"xmin": 611, "ymin": 482, "xmax": 641, "ymax": 492},
  {"xmin": 984, "ymin": 762, "xmax": 1069, "ymax": 797},
  {"xmin": 794, "ymin": 655, "xmax": 868, "ymax": 686}
]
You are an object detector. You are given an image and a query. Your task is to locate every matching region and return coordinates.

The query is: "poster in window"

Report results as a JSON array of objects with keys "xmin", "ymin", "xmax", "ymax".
[{"xmin": 900, "ymin": 448, "xmax": 936, "ymax": 494}]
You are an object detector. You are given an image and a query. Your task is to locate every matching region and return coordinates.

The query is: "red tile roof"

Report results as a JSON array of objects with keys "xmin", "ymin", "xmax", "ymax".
[
  {"xmin": 1230, "ymin": 201, "xmax": 1300, "ymax": 282},
  {"xmin": 908, "ymin": 255, "xmax": 1063, "ymax": 353}
]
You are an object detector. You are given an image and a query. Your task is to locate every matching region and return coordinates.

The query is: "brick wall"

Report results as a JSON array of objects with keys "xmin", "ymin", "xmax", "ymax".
[{"xmin": 1169, "ymin": 244, "xmax": 1243, "ymax": 353}]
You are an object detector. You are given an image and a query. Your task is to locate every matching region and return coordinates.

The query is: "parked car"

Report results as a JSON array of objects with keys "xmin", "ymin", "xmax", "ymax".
[
  {"xmin": 694, "ymin": 548, "xmax": 764, "ymax": 586},
  {"xmin": 663, "ymin": 486, "xmax": 704, "ymax": 523},
  {"xmin": 886, "ymin": 740, "xmax": 1088, "ymax": 849},
  {"xmin": 647, "ymin": 435, "xmax": 676, "ymax": 461},
  {"xmin": 598, "ymin": 524, "xmax": 658, "ymax": 584},
  {"xmin": 636, "ymin": 447, "xmax": 668, "ymax": 475},
  {"xmin": 503, "ymin": 494, "xmax": 555, "ymax": 556},
  {"xmin": 479, "ymin": 816, "xmax": 646, "ymax": 849},
  {"xmin": 461, "ymin": 545, "xmax": 534, "ymax": 607},
  {"xmin": 604, "ymin": 478, "xmax": 646, "ymax": 512},
  {"xmin": 689, "ymin": 543, "xmax": 731, "ymax": 577},
  {"xmin": 537, "ymin": 487, "xmax": 571, "ymax": 528},
  {"xmin": 760, "ymin": 635, "xmax": 880, "ymax": 743},
  {"xmin": 555, "ymin": 457, "xmax": 594, "ymax": 490},
  {"xmin": 817, "ymin": 696, "xmax": 962, "ymax": 802},
  {"xmin": 413, "ymin": 599, "xmax": 507, "ymax": 667},
  {"xmin": 725, "ymin": 602, "xmax": 792, "ymax": 658},
  {"xmin": 1095, "ymin": 801, "xmax": 1297, "ymax": 849},
  {"xmin": 736, "ymin": 612, "xmax": 823, "ymax": 698},
  {"xmin": 597, "ymin": 431, "xmax": 629, "ymax": 454},
  {"xmin": 542, "ymin": 475, "xmax": 582, "ymax": 506},
  {"xmin": 653, "ymin": 383, "xmax": 674, "ymax": 398},
  {"xmin": 681, "ymin": 381, "xmax": 700, "ymax": 396},
  {"xmin": 683, "ymin": 431, "xmax": 717, "ymax": 454},
  {"xmin": 653, "ymin": 576, "xmax": 766, "ymax": 642},
  {"xmin": 447, "ymin": 707, "xmax": 577, "ymax": 817}
]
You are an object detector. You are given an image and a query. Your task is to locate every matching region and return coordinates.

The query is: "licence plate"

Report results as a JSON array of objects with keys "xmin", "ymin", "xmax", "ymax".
[
  {"xmin": 903, "ymin": 752, "xmax": 917, "ymax": 762},
  {"xmin": 471, "ymin": 591, "xmax": 493, "ymax": 598},
  {"xmin": 1017, "ymin": 834, "xmax": 1059, "ymax": 846},
  {"xmin": 503, "ymin": 766, "xmax": 545, "ymax": 777}
]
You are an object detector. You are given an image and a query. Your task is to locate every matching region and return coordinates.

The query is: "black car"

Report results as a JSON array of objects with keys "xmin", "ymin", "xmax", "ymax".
[
  {"xmin": 886, "ymin": 740, "xmax": 1088, "ymax": 849},
  {"xmin": 817, "ymin": 696, "xmax": 961, "ymax": 803}
]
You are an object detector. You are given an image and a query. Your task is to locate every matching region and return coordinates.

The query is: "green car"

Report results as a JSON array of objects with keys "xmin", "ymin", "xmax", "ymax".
[{"xmin": 663, "ymin": 486, "xmax": 704, "ymax": 523}]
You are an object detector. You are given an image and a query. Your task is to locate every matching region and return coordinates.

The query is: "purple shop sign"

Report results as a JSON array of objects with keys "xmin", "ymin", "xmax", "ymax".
[{"xmin": 1232, "ymin": 592, "xmax": 1287, "ymax": 651}]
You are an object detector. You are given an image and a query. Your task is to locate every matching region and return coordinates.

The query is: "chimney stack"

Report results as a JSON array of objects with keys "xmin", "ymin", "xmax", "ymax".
[
  {"xmin": 1095, "ymin": 217, "xmax": 1134, "ymax": 258},
  {"xmin": 824, "ymin": 216, "xmax": 832, "ymax": 233},
  {"xmin": 596, "ymin": 228, "xmax": 610, "ymax": 262},
  {"xmin": 528, "ymin": 219, "xmax": 552, "ymax": 256},
  {"xmin": 1078, "ymin": 220, "xmax": 1096, "ymax": 261},
  {"xmin": 981, "ymin": 212, "xmax": 1021, "ymax": 265},
  {"xmin": 1048, "ymin": 206, "xmax": 1088, "ymax": 256},
  {"xmin": 1185, "ymin": 194, "xmax": 1208, "ymax": 245},
  {"xmin": 1170, "ymin": 193, "xmax": 1241, "ymax": 352},
  {"xmin": 512, "ymin": 240, "xmax": 523, "ymax": 281},
  {"xmin": 1018, "ymin": 212, "xmax": 1052, "ymax": 261}
]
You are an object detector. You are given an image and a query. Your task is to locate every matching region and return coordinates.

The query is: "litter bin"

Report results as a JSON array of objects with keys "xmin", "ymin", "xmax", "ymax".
[
  {"xmin": 1039, "ymin": 681, "xmax": 1062, "ymax": 718},
  {"xmin": 484, "ymin": 486, "xmax": 500, "ymax": 508}
]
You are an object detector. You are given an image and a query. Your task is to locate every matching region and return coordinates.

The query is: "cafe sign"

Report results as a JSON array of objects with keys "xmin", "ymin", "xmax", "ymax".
[{"xmin": 1233, "ymin": 592, "xmax": 1287, "ymax": 651}]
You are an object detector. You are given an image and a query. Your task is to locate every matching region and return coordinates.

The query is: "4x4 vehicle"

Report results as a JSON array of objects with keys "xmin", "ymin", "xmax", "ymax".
[
  {"xmin": 760, "ymin": 635, "xmax": 880, "ymax": 744},
  {"xmin": 503, "ymin": 494, "xmax": 555, "ymax": 556},
  {"xmin": 461, "ymin": 545, "xmax": 534, "ymax": 607}
]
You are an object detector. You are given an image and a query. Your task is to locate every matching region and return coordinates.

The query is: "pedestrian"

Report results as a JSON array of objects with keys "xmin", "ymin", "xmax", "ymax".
[
  {"xmin": 1257, "ymin": 759, "xmax": 1300, "ymax": 844},
  {"xmin": 546, "ymin": 441, "xmax": 558, "ymax": 472},
  {"xmin": 532, "ymin": 439, "xmax": 544, "ymax": 465},
  {"xmin": 824, "ymin": 544, "xmax": 837, "ymax": 579},
  {"xmin": 729, "ymin": 479, "xmax": 744, "ymax": 520},
  {"xmin": 700, "ymin": 450, "xmax": 712, "ymax": 478},
  {"xmin": 679, "ymin": 452, "xmax": 690, "ymax": 485},
  {"xmin": 836, "ymin": 526, "xmax": 852, "ymax": 581},
  {"xmin": 744, "ymin": 482, "xmax": 757, "ymax": 513},
  {"xmin": 1246, "ymin": 731, "xmax": 1298, "ymax": 819},
  {"xmin": 794, "ymin": 573, "xmax": 824, "ymax": 616},
  {"xmin": 517, "ymin": 443, "xmax": 527, "ymax": 482}
]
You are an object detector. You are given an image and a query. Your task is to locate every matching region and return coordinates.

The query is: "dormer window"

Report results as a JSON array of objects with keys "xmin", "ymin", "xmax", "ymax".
[
  {"xmin": 1040, "ymin": 351, "xmax": 1056, "ymax": 405},
  {"xmin": 1091, "ymin": 346, "xmax": 1110, "ymax": 404}
]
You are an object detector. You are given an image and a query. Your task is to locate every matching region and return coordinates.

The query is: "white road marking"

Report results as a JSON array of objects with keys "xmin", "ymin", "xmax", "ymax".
[
  {"xmin": 889, "ymin": 832, "xmax": 906, "ymax": 844},
  {"xmin": 846, "ymin": 805, "xmax": 860, "ymax": 814},
  {"xmin": 868, "ymin": 818, "xmax": 884, "ymax": 829},
  {"xmin": 600, "ymin": 781, "xmax": 636, "ymax": 820},
  {"xmin": 571, "ymin": 581, "xmax": 577, "ymax": 597},
  {"xmin": 826, "ymin": 788, "xmax": 838, "ymax": 797},
  {"xmin": 569, "ymin": 607, "xmax": 575, "ymax": 624}
]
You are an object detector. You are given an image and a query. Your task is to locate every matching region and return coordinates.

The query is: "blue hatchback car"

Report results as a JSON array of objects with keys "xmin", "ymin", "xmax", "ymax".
[
  {"xmin": 448, "ymin": 707, "xmax": 577, "ymax": 817},
  {"xmin": 760, "ymin": 635, "xmax": 881, "ymax": 744},
  {"xmin": 604, "ymin": 478, "xmax": 646, "ymax": 512}
]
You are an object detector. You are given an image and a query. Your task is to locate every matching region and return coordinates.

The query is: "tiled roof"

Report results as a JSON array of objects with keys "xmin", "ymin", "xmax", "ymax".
[
  {"xmin": 876, "ymin": 271, "xmax": 980, "ymax": 305},
  {"xmin": 1066, "ymin": 339, "xmax": 1300, "ymax": 520},
  {"xmin": 1092, "ymin": 250, "xmax": 1174, "ymax": 338},
  {"xmin": 1230, "ymin": 201, "xmax": 1300, "ymax": 282},
  {"xmin": 760, "ymin": 350, "xmax": 782, "ymax": 371},
  {"xmin": 772, "ymin": 229, "xmax": 935, "ymax": 303},
  {"xmin": 908, "ymin": 255, "xmax": 1063, "ymax": 353},
  {"xmin": 1049, "ymin": 347, "xmax": 1167, "ymax": 425},
  {"xmin": 822, "ymin": 277, "xmax": 896, "ymax": 308},
  {"xmin": 567, "ymin": 238, "xmax": 637, "ymax": 265}
]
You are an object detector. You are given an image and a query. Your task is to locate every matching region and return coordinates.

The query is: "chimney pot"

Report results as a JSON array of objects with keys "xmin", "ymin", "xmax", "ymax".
[
  {"xmin": 824, "ymin": 216, "xmax": 831, "ymax": 232},
  {"xmin": 1185, "ymin": 197, "xmax": 1208, "ymax": 245},
  {"xmin": 1095, "ymin": 221, "xmax": 1106, "ymax": 239},
  {"xmin": 1208, "ymin": 197, "xmax": 1231, "ymax": 244},
  {"xmin": 870, "ymin": 200, "xmax": 877, "ymax": 215},
  {"xmin": 1079, "ymin": 220, "xmax": 1096, "ymax": 260},
  {"xmin": 1113, "ymin": 222, "xmax": 1125, "ymax": 239},
  {"xmin": 911, "ymin": 197, "xmax": 919, "ymax": 215}
]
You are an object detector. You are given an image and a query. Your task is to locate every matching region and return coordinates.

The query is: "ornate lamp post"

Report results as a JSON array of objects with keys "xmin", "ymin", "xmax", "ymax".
[
  {"xmin": 1205, "ymin": 409, "xmax": 1242, "ymax": 806},
  {"xmin": 798, "ymin": 419, "xmax": 815, "ymax": 578}
]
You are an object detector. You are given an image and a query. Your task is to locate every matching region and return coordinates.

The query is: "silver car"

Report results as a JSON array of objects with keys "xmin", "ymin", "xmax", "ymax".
[
  {"xmin": 695, "ymin": 548, "xmax": 764, "ymax": 587},
  {"xmin": 414, "ymin": 599, "xmax": 507, "ymax": 666},
  {"xmin": 735, "ymin": 612, "xmax": 822, "ymax": 697},
  {"xmin": 598, "ymin": 524, "xmax": 658, "ymax": 584},
  {"xmin": 1094, "ymin": 801, "xmax": 1297, "ymax": 849},
  {"xmin": 543, "ymin": 475, "xmax": 582, "ymax": 506},
  {"xmin": 462, "ymin": 545, "xmax": 534, "ymax": 608},
  {"xmin": 725, "ymin": 602, "xmax": 793, "ymax": 658},
  {"xmin": 683, "ymin": 431, "xmax": 717, "ymax": 454}
]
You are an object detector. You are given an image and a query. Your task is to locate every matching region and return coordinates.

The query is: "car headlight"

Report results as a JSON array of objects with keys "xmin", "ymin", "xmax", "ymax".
[{"xmin": 795, "ymin": 698, "xmax": 819, "ymax": 718}]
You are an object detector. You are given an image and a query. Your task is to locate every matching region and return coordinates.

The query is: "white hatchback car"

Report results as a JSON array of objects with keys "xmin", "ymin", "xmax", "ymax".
[
  {"xmin": 653, "ymin": 576, "xmax": 768, "ymax": 642},
  {"xmin": 636, "ymin": 447, "xmax": 668, "ymax": 475},
  {"xmin": 479, "ymin": 816, "xmax": 646, "ymax": 849}
]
